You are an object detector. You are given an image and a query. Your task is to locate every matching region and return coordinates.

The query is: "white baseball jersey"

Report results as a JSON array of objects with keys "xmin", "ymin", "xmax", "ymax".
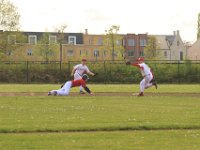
[
  {"xmin": 138, "ymin": 63, "xmax": 153, "ymax": 77},
  {"xmin": 73, "ymin": 64, "xmax": 90, "ymax": 80}
]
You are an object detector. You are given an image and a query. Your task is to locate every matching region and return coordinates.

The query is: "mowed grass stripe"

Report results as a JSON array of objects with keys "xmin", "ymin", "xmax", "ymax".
[
  {"xmin": 1, "ymin": 96, "xmax": 200, "ymax": 133},
  {"xmin": 1, "ymin": 130, "xmax": 200, "ymax": 150}
]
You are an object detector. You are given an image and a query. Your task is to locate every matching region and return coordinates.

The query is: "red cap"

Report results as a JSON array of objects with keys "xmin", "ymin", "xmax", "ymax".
[
  {"xmin": 82, "ymin": 58, "xmax": 87, "ymax": 61},
  {"xmin": 137, "ymin": 57, "xmax": 144, "ymax": 62}
]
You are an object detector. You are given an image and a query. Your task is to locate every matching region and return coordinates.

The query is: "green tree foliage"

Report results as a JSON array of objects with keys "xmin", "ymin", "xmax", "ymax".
[
  {"xmin": 0, "ymin": 31, "xmax": 26, "ymax": 60},
  {"xmin": 0, "ymin": 0, "xmax": 21, "ymax": 60},
  {"xmin": 144, "ymin": 36, "xmax": 160, "ymax": 60},
  {"xmin": 0, "ymin": 0, "xmax": 20, "ymax": 31},
  {"xmin": 105, "ymin": 25, "xmax": 124, "ymax": 61},
  {"xmin": 36, "ymin": 32, "xmax": 57, "ymax": 62},
  {"xmin": 56, "ymin": 24, "xmax": 67, "ymax": 62}
]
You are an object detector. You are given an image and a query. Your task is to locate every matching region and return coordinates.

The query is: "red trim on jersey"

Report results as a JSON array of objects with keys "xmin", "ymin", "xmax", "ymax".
[
  {"xmin": 132, "ymin": 63, "xmax": 144, "ymax": 70},
  {"xmin": 71, "ymin": 79, "xmax": 86, "ymax": 87}
]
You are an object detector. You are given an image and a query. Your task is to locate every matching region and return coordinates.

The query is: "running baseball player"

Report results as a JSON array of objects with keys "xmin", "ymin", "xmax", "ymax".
[
  {"xmin": 48, "ymin": 74, "xmax": 93, "ymax": 96},
  {"xmin": 126, "ymin": 57, "xmax": 157, "ymax": 96},
  {"xmin": 71, "ymin": 58, "xmax": 96, "ymax": 94}
]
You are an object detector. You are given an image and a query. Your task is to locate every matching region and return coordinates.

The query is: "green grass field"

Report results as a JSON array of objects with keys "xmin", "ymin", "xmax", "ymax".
[{"xmin": 0, "ymin": 84, "xmax": 200, "ymax": 150}]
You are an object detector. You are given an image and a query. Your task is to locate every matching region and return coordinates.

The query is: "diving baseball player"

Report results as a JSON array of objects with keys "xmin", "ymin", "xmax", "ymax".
[{"xmin": 48, "ymin": 74, "xmax": 93, "ymax": 96}]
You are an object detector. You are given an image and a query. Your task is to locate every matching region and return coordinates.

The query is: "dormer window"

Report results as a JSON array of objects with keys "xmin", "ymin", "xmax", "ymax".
[
  {"xmin": 68, "ymin": 36, "xmax": 76, "ymax": 45},
  {"xmin": 29, "ymin": 35, "xmax": 37, "ymax": 45},
  {"xmin": 49, "ymin": 35, "xmax": 57, "ymax": 44}
]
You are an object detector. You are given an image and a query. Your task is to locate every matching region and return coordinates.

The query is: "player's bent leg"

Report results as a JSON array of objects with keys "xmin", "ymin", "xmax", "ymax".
[{"xmin": 79, "ymin": 86, "xmax": 85, "ymax": 94}]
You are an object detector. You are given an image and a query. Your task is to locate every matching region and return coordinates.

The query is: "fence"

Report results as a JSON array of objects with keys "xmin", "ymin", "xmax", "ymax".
[{"xmin": 0, "ymin": 60, "xmax": 200, "ymax": 84}]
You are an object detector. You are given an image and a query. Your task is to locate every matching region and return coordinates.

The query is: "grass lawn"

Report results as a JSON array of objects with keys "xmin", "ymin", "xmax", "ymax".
[
  {"xmin": 0, "ymin": 84, "xmax": 200, "ymax": 149},
  {"xmin": 0, "ymin": 130, "xmax": 200, "ymax": 150}
]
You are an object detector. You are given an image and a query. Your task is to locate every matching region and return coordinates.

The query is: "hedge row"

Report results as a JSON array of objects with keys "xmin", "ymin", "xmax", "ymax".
[{"xmin": 0, "ymin": 61, "xmax": 200, "ymax": 83}]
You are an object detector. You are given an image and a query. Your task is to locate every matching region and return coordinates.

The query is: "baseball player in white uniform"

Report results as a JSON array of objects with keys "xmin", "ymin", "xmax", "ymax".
[
  {"xmin": 127, "ymin": 57, "xmax": 157, "ymax": 96},
  {"xmin": 71, "ymin": 58, "xmax": 96, "ymax": 94}
]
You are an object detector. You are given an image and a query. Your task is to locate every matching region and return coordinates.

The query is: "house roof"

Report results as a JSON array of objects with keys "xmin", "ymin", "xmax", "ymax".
[{"xmin": 154, "ymin": 35, "xmax": 175, "ymax": 49}]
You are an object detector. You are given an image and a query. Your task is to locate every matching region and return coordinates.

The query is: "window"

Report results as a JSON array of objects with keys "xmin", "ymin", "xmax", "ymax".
[
  {"xmin": 6, "ymin": 51, "xmax": 12, "ymax": 56},
  {"xmin": 85, "ymin": 50, "xmax": 88, "ymax": 56},
  {"xmin": 8, "ymin": 35, "xmax": 16, "ymax": 44},
  {"xmin": 164, "ymin": 51, "xmax": 167, "ymax": 58},
  {"xmin": 139, "ymin": 50, "xmax": 144, "ymax": 56},
  {"xmin": 27, "ymin": 49, "xmax": 33, "ymax": 56},
  {"xmin": 128, "ymin": 50, "xmax": 134, "ymax": 56},
  {"xmin": 180, "ymin": 51, "xmax": 183, "ymax": 60},
  {"xmin": 103, "ymin": 50, "xmax": 107, "ymax": 57},
  {"xmin": 128, "ymin": 39, "xmax": 135, "ymax": 46},
  {"xmin": 140, "ymin": 39, "xmax": 146, "ymax": 46},
  {"xmin": 49, "ymin": 35, "xmax": 57, "ymax": 44},
  {"xmin": 177, "ymin": 41, "xmax": 180, "ymax": 46},
  {"xmin": 94, "ymin": 50, "xmax": 99, "ymax": 57},
  {"xmin": 68, "ymin": 36, "xmax": 76, "ymax": 45},
  {"xmin": 97, "ymin": 37, "xmax": 103, "ymax": 45},
  {"xmin": 80, "ymin": 50, "xmax": 82, "ymax": 56},
  {"xmin": 67, "ymin": 50, "xmax": 74, "ymax": 56},
  {"xmin": 116, "ymin": 40, "xmax": 121, "ymax": 46},
  {"xmin": 29, "ymin": 35, "xmax": 37, "ymax": 44}
]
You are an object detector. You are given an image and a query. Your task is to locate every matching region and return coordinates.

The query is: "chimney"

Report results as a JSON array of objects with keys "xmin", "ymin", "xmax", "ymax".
[
  {"xmin": 173, "ymin": 31, "xmax": 176, "ymax": 36},
  {"xmin": 177, "ymin": 30, "xmax": 180, "ymax": 36},
  {"xmin": 85, "ymin": 29, "xmax": 88, "ymax": 35}
]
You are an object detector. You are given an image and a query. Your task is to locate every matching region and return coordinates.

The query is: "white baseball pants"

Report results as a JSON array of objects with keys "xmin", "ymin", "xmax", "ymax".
[
  {"xmin": 140, "ymin": 74, "xmax": 153, "ymax": 92},
  {"xmin": 53, "ymin": 81, "xmax": 72, "ymax": 96}
]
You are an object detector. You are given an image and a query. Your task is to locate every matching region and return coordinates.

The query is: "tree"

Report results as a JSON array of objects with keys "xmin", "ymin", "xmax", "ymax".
[
  {"xmin": 0, "ymin": 0, "xmax": 20, "ymax": 31},
  {"xmin": 55, "ymin": 24, "xmax": 67, "ymax": 62},
  {"xmin": 0, "ymin": 0, "xmax": 20, "ymax": 60},
  {"xmin": 197, "ymin": 13, "xmax": 200, "ymax": 39},
  {"xmin": 144, "ymin": 35, "xmax": 160, "ymax": 60},
  {"xmin": 105, "ymin": 25, "xmax": 124, "ymax": 61},
  {"xmin": 36, "ymin": 32, "xmax": 57, "ymax": 62}
]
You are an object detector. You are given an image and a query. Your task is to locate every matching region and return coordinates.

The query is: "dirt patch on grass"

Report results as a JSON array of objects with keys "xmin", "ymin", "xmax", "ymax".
[{"xmin": 0, "ymin": 92, "xmax": 199, "ymax": 97}]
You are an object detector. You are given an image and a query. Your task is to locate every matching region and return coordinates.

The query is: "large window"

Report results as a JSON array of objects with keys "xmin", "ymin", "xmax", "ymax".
[
  {"xmin": 139, "ymin": 50, "xmax": 144, "ymax": 56},
  {"xmin": 68, "ymin": 36, "xmax": 76, "ymax": 45},
  {"xmin": 128, "ymin": 39, "xmax": 135, "ymax": 46},
  {"xmin": 29, "ymin": 35, "xmax": 37, "ymax": 45},
  {"xmin": 67, "ymin": 50, "xmax": 74, "ymax": 56},
  {"xmin": 140, "ymin": 39, "xmax": 146, "ymax": 46},
  {"xmin": 128, "ymin": 50, "xmax": 134, "ymax": 56}
]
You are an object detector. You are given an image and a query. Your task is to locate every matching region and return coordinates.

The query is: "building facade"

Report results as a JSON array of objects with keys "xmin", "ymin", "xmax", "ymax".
[
  {"xmin": 0, "ymin": 30, "xmax": 188, "ymax": 62},
  {"xmin": 187, "ymin": 38, "xmax": 200, "ymax": 60},
  {"xmin": 154, "ymin": 30, "xmax": 187, "ymax": 61}
]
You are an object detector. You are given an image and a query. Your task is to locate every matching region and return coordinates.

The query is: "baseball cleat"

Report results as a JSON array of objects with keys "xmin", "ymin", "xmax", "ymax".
[
  {"xmin": 150, "ymin": 79, "xmax": 158, "ymax": 89},
  {"xmin": 48, "ymin": 91, "xmax": 57, "ymax": 96},
  {"xmin": 138, "ymin": 92, "xmax": 144, "ymax": 96},
  {"xmin": 48, "ymin": 91, "xmax": 51, "ymax": 96},
  {"xmin": 79, "ymin": 91, "xmax": 85, "ymax": 94}
]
